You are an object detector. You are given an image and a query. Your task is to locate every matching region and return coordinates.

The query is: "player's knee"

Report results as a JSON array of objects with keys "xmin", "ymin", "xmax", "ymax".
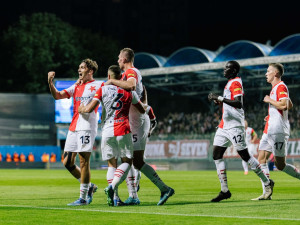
[
  {"xmin": 213, "ymin": 151, "xmax": 223, "ymax": 160},
  {"xmin": 132, "ymin": 160, "xmax": 144, "ymax": 170},
  {"xmin": 275, "ymin": 161, "xmax": 285, "ymax": 171},
  {"xmin": 238, "ymin": 149, "xmax": 250, "ymax": 162}
]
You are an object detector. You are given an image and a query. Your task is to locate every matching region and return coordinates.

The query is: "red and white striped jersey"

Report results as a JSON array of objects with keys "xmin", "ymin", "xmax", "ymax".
[
  {"xmin": 122, "ymin": 67, "xmax": 147, "ymax": 126},
  {"xmin": 64, "ymin": 80, "xmax": 103, "ymax": 132},
  {"xmin": 218, "ymin": 77, "xmax": 245, "ymax": 129},
  {"xmin": 263, "ymin": 81, "xmax": 290, "ymax": 135},
  {"xmin": 93, "ymin": 85, "xmax": 140, "ymax": 137}
]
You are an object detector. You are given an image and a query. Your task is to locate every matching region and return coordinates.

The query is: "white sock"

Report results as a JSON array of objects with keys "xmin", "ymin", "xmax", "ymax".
[
  {"xmin": 112, "ymin": 163, "xmax": 131, "ymax": 190},
  {"xmin": 214, "ymin": 159, "xmax": 228, "ymax": 192},
  {"xmin": 126, "ymin": 166, "xmax": 137, "ymax": 198},
  {"xmin": 107, "ymin": 166, "xmax": 119, "ymax": 199},
  {"xmin": 140, "ymin": 163, "xmax": 168, "ymax": 192},
  {"xmin": 282, "ymin": 164, "xmax": 300, "ymax": 179},
  {"xmin": 80, "ymin": 183, "xmax": 89, "ymax": 201},
  {"xmin": 260, "ymin": 163, "xmax": 269, "ymax": 194},
  {"xmin": 242, "ymin": 160, "xmax": 248, "ymax": 172},
  {"xmin": 247, "ymin": 156, "xmax": 269, "ymax": 185}
]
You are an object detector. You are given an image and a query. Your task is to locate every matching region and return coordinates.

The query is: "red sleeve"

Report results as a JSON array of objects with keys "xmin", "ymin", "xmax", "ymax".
[
  {"xmin": 276, "ymin": 84, "xmax": 288, "ymax": 101},
  {"xmin": 94, "ymin": 87, "xmax": 103, "ymax": 101},
  {"xmin": 148, "ymin": 107, "xmax": 156, "ymax": 120},
  {"xmin": 229, "ymin": 81, "xmax": 243, "ymax": 98},
  {"xmin": 124, "ymin": 69, "xmax": 138, "ymax": 82}
]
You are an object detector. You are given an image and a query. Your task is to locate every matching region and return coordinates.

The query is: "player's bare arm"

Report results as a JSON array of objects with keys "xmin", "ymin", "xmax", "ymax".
[
  {"xmin": 105, "ymin": 77, "xmax": 136, "ymax": 91},
  {"xmin": 48, "ymin": 71, "xmax": 69, "ymax": 100},
  {"xmin": 251, "ymin": 131, "xmax": 258, "ymax": 143},
  {"xmin": 148, "ymin": 119, "xmax": 157, "ymax": 137},
  {"xmin": 132, "ymin": 101, "xmax": 146, "ymax": 114},
  {"xmin": 78, "ymin": 100, "xmax": 99, "ymax": 113},
  {"xmin": 208, "ymin": 93, "xmax": 243, "ymax": 109},
  {"xmin": 140, "ymin": 85, "xmax": 148, "ymax": 104},
  {"xmin": 263, "ymin": 95, "xmax": 291, "ymax": 111}
]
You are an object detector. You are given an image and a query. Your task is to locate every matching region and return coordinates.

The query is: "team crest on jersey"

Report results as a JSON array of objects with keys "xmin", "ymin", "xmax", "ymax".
[{"xmin": 89, "ymin": 86, "xmax": 96, "ymax": 92}]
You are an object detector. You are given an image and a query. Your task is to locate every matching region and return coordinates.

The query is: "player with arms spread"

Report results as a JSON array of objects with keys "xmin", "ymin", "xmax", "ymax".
[
  {"xmin": 208, "ymin": 60, "xmax": 274, "ymax": 202},
  {"xmin": 252, "ymin": 63, "xmax": 299, "ymax": 200},
  {"xmin": 105, "ymin": 48, "xmax": 174, "ymax": 206},
  {"xmin": 78, "ymin": 65, "xmax": 146, "ymax": 206},
  {"xmin": 48, "ymin": 58, "xmax": 102, "ymax": 205}
]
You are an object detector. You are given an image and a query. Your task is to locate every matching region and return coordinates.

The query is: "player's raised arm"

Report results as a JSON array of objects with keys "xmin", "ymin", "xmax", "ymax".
[{"xmin": 48, "ymin": 71, "xmax": 69, "ymax": 100}]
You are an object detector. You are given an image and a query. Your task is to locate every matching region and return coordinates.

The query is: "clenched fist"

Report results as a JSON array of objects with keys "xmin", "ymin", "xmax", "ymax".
[{"xmin": 48, "ymin": 71, "xmax": 55, "ymax": 83}]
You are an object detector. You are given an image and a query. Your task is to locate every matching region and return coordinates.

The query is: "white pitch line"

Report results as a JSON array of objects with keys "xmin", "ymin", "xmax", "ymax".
[{"xmin": 0, "ymin": 205, "xmax": 300, "ymax": 221}]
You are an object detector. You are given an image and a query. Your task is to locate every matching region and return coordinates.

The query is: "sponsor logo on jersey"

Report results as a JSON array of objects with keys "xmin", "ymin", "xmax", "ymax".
[
  {"xmin": 127, "ymin": 73, "xmax": 135, "ymax": 77},
  {"xmin": 234, "ymin": 88, "xmax": 241, "ymax": 91},
  {"xmin": 75, "ymin": 96, "xmax": 91, "ymax": 101},
  {"xmin": 280, "ymin": 91, "xmax": 287, "ymax": 95}
]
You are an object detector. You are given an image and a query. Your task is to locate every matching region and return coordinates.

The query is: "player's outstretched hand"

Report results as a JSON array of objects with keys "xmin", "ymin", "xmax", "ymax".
[
  {"xmin": 104, "ymin": 79, "xmax": 113, "ymax": 85},
  {"xmin": 208, "ymin": 93, "xmax": 218, "ymax": 101}
]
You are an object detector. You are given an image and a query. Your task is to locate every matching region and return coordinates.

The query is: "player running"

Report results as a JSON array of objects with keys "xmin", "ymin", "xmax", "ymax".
[
  {"xmin": 252, "ymin": 63, "xmax": 299, "ymax": 200},
  {"xmin": 208, "ymin": 60, "xmax": 274, "ymax": 202}
]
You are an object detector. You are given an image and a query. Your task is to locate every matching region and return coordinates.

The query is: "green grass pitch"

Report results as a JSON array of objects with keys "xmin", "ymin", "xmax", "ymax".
[{"xmin": 0, "ymin": 169, "xmax": 300, "ymax": 224}]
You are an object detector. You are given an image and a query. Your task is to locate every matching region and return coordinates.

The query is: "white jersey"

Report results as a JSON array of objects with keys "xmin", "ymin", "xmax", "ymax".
[
  {"xmin": 219, "ymin": 77, "xmax": 245, "ymax": 129},
  {"xmin": 263, "ymin": 81, "xmax": 290, "ymax": 135},
  {"xmin": 93, "ymin": 85, "xmax": 140, "ymax": 137},
  {"xmin": 64, "ymin": 80, "xmax": 103, "ymax": 132}
]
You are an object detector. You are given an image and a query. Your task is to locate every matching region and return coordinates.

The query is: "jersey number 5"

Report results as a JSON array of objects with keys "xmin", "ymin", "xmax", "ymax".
[{"xmin": 112, "ymin": 93, "xmax": 124, "ymax": 110}]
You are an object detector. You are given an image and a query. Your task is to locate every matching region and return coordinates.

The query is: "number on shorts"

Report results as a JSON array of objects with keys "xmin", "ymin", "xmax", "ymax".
[
  {"xmin": 274, "ymin": 142, "xmax": 284, "ymax": 150},
  {"xmin": 80, "ymin": 136, "xmax": 90, "ymax": 144},
  {"xmin": 132, "ymin": 134, "xmax": 138, "ymax": 142},
  {"xmin": 112, "ymin": 93, "xmax": 124, "ymax": 110},
  {"xmin": 233, "ymin": 135, "xmax": 243, "ymax": 144}
]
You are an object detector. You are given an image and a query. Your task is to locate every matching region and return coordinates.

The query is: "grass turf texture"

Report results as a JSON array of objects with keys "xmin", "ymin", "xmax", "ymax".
[{"xmin": 0, "ymin": 169, "xmax": 299, "ymax": 225}]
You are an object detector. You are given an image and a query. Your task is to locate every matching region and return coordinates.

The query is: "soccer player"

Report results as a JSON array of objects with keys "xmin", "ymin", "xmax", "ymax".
[
  {"xmin": 78, "ymin": 65, "xmax": 146, "ymax": 206},
  {"xmin": 242, "ymin": 120, "xmax": 258, "ymax": 175},
  {"xmin": 105, "ymin": 48, "xmax": 174, "ymax": 205},
  {"xmin": 134, "ymin": 105, "xmax": 158, "ymax": 192},
  {"xmin": 48, "ymin": 58, "xmax": 102, "ymax": 205},
  {"xmin": 252, "ymin": 63, "xmax": 299, "ymax": 200},
  {"xmin": 208, "ymin": 60, "xmax": 274, "ymax": 202}
]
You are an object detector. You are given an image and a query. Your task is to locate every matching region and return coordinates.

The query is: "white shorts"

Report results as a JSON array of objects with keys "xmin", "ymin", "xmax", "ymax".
[
  {"xmin": 258, "ymin": 133, "xmax": 289, "ymax": 157},
  {"xmin": 101, "ymin": 133, "xmax": 133, "ymax": 161},
  {"xmin": 64, "ymin": 130, "xmax": 96, "ymax": 153},
  {"xmin": 130, "ymin": 116, "xmax": 150, "ymax": 151},
  {"xmin": 247, "ymin": 143, "xmax": 258, "ymax": 156},
  {"xmin": 213, "ymin": 127, "xmax": 247, "ymax": 151}
]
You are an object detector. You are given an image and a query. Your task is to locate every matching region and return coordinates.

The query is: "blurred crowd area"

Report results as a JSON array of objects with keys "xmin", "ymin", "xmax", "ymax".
[{"xmin": 152, "ymin": 104, "xmax": 300, "ymax": 139}]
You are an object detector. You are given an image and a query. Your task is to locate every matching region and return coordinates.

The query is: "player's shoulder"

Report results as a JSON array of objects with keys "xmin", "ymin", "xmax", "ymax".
[{"xmin": 125, "ymin": 68, "xmax": 138, "ymax": 76}]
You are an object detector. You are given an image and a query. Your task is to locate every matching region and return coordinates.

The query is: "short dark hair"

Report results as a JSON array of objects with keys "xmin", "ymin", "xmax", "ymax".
[
  {"xmin": 228, "ymin": 60, "xmax": 240, "ymax": 74},
  {"xmin": 108, "ymin": 65, "xmax": 122, "ymax": 80},
  {"xmin": 269, "ymin": 63, "xmax": 284, "ymax": 76},
  {"xmin": 121, "ymin": 48, "xmax": 134, "ymax": 62},
  {"xmin": 82, "ymin": 58, "xmax": 98, "ymax": 74}
]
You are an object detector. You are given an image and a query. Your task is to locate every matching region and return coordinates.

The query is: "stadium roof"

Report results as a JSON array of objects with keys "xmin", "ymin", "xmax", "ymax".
[{"xmin": 128, "ymin": 33, "xmax": 300, "ymax": 98}]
